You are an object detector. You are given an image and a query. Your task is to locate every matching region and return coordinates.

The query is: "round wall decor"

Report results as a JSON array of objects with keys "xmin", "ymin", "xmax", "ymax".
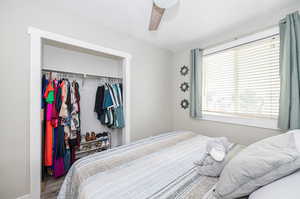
[
  {"xmin": 180, "ymin": 82, "xmax": 189, "ymax": 92},
  {"xmin": 180, "ymin": 65, "xmax": 189, "ymax": 76},
  {"xmin": 180, "ymin": 99, "xmax": 189, "ymax": 109}
]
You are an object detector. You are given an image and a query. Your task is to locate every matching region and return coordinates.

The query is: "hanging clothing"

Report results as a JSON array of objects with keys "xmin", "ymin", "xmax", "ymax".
[
  {"xmin": 44, "ymin": 81, "xmax": 54, "ymax": 104},
  {"xmin": 114, "ymin": 84, "xmax": 123, "ymax": 105},
  {"xmin": 44, "ymin": 121, "xmax": 53, "ymax": 166},
  {"xmin": 41, "ymin": 75, "xmax": 48, "ymax": 109},
  {"xmin": 44, "ymin": 81, "xmax": 55, "ymax": 166},
  {"xmin": 59, "ymin": 80, "xmax": 68, "ymax": 119},
  {"xmin": 66, "ymin": 81, "xmax": 72, "ymax": 114},
  {"xmin": 103, "ymin": 85, "xmax": 114, "ymax": 109},
  {"xmin": 70, "ymin": 81, "xmax": 80, "ymax": 134},
  {"xmin": 107, "ymin": 83, "xmax": 118, "ymax": 107},
  {"xmin": 51, "ymin": 80, "xmax": 59, "ymax": 128},
  {"xmin": 53, "ymin": 127, "xmax": 65, "ymax": 178},
  {"xmin": 74, "ymin": 81, "xmax": 80, "ymax": 112},
  {"xmin": 41, "ymin": 75, "xmax": 48, "ymax": 180},
  {"xmin": 94, "ymin": 86, "xmax": 105, "ymax": 120},
  {"xmin": 69, "ymin": 138, "xmax": 78, "ymax": 164},
  {"xmin": 64, "ymin": 149, "xmax": 71, "ymax": 172},
  {"xmin": 54, "ymin": 157, "xmax": 65, "ymax": 178},
  {"xmin": 115, "ymin": 106, "xmax": 125, "ymax": 128},
  {"xmin": 42, "ymin": 75, "xmax": 81, "ymax": 177},
  {"xmin": 112, "ymin": 83, "xmax": 125, "ymax": 128},
  {"xmin": 94, "ymin": 82, "xmax": 124, "ymax": 129},
  {"xmin": 56, "ymin": 83, "xmax": 62, "ymax": 114},
  {"xmin": 55, "ymin": 125, "xmax": 65, "ymax": 158}
]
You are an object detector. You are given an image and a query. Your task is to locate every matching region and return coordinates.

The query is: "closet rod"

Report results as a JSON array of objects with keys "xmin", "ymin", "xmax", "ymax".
[{"xmin": 42, "ymin": 67, "xmax": 122, "ymax": 80}]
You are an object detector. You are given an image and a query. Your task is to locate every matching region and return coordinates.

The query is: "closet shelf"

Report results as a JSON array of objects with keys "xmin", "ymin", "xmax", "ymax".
[
  {"xmin": 75, "ymin": 146, "xmax": 109, "ymax": 155},
  {"xmin": 42, "ymin": 67, "xmax": 122, "ymax": 80},
  {"xmin": 80, "ymin": 137, "xmax": 108, "ymax": 145}
]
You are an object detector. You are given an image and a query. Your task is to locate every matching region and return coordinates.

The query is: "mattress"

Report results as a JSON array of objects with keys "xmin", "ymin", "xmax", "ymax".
[{"xmin": 58, "ymin": 131, "xmax": 219, "ymax": 199}]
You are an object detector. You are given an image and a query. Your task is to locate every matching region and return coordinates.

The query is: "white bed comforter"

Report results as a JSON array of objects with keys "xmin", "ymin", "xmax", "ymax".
[{"xmin": 58, "ymin": 131, "xmax": 218, "ymax": 199}]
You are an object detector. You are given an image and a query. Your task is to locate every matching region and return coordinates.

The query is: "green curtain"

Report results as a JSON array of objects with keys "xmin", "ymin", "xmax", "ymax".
[
  {"xmin": 278, "ymin": 11, "xmax": 300, "ymax": 130},
  {"xmin": 190, "ymin": 48, "xmax": 203, "ymax": 118}
]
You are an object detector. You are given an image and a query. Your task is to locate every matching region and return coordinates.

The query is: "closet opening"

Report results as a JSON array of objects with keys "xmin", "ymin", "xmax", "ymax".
[{"xmin": 28, "ymin": 27, "xmax": 131, "ymax": 199}]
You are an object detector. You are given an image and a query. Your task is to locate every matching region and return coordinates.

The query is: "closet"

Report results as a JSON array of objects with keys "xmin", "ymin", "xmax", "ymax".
[{"xmin": 40, "ymin": 39, "xmax": 126, "ymax": 197}]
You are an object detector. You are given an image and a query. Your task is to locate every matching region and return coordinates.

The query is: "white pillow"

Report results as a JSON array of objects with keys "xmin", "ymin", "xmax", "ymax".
[
  {"xmin": 249, "ymin": 130, "xmax": 300, "ymax": 199},
  {"xmin": 206, "ymin": 132, "xmax": 300, "ymax": 199},
  {"xmin": 206, "ymin": 137, "xmax": 231, "ymax": 161},
  {"xmin": 249, "ymin": 169, "xmax": 300, "ymax": 199},
  {"xmin": 290, "ymin": 129, "xmax": 300, "ymax": 152}
]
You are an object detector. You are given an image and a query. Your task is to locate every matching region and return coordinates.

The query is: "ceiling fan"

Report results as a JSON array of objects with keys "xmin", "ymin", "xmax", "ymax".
[{"xmin": 149, "ymin": 0, "xmax": 179, "ymax": 31}]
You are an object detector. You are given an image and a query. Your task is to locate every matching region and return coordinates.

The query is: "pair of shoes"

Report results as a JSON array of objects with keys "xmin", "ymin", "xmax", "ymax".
[
  {"xmin": 96, "ymin": 132, "xmax": 109, "ymax": 140},
  {"xmin": 91, "ymin": 132, "xmax": 96, "ymax": 140},
  {"xmin": 85, "ymin": 132, "xmax": 90, "ymax": 142},
  {"xmin": 101, "ymin": 140, "xmax": 110, "ymax": 148},
  {"xmin": 85, "ymin": 132, "xmax": 97, "ymax": 142}
]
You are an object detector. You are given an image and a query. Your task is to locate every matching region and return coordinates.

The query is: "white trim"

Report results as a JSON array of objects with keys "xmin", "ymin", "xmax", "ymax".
[
  {"xmin": 202, "ymin": 112, "xmax": 278, "ymax": 129},
  {"xmin": 28, "ymin": 27, "xmax": 131, "ymax": 199},
  {"xmin": 29, "ymin": 31, "xmax": 42, "ymax": 199},
  {"xmin": 203, "ymin": 26, "xmax": 279, "ymax": 56},
  {"xmin": 28, "ymin": 27, "xmax": 131, "ymax": 59},
  {"xmin": 122, "ymin": 57, "xmax": 131, "ymax": 144},
  {"xmin": 16, "ymin": 194, "xmax": 31, "ymax": 199}
]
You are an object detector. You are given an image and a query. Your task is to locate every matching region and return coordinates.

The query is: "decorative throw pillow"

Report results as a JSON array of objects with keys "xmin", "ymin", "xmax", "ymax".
[
  {"xmin": 195, "ymin": 144, "xmax": 245, "ymax": 177},
  {"xmin": 206, "ymin": 137, "xmax": 231, "ymax": 161},
  {"xmin": 195, "ymin": 153, "xmax": 225, "ymax": 177},
  {"xmin": 206, "ymin": 132, "xmax": 300, "ymax": 199}
]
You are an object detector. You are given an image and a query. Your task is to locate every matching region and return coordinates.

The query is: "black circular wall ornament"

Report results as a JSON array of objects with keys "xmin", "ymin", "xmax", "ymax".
[
  {"xmin": 180, "ymin": 99, "xmax": 189, "ymax": 109},
  {"xmin": 180, "ymin": 65, "xmax": 189, "ymax": 76},
  {"xmin": 180, "ymin": 82, "xmax": 189, "ymax": 92}
]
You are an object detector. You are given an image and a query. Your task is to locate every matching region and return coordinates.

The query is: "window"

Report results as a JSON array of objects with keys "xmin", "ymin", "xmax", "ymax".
[{"xmin": 202, "ymin": 35, "xmax": 280, "ymax": 121}]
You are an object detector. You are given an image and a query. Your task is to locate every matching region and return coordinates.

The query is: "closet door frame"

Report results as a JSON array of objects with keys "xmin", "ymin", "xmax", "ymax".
[{"xmin": 28, "ymin": 27, "xmax": 131, "ymax": 199}]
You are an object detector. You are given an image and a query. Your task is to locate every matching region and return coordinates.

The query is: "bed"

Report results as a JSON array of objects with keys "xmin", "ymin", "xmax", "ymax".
[{"xmin": 58, "ymin": 131, "xmax": 222, "ymax": 199}]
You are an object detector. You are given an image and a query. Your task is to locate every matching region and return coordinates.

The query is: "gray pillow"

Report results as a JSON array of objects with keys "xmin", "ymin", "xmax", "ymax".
[{"xmin": 206, "ymin": 132, "xmax": 300, "ymax": 199}]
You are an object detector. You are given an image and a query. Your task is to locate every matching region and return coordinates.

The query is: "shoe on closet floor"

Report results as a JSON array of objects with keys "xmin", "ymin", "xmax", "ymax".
[
  {"xmin": 85, "ymin": 132, "xmax": 91, "ymax": 142},
  {"xmin": 91, "ymin": 132, "xmax": 96, "ymax": 140}
]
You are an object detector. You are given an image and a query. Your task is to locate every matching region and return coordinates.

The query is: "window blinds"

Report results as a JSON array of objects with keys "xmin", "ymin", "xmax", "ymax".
[{"xmin": 202, "ymin": 35, "xmax": 280, "ymax": 119}]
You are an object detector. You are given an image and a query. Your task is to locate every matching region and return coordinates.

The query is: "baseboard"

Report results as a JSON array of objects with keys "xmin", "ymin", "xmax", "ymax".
[{"xmin": 16, "ymin": 194, "xmax": 31, "ymax": 199}]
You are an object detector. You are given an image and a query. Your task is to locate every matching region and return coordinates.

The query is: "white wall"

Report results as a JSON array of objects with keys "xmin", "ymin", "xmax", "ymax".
[
  {"xmin": 43, "ymin": 44, "xmax": 123, "ymax": 78},
  {"xmin": 0, "ymin": 1, "xmax": 287, "ymax": 198},
  {"xmin": 171, "ymin": 50, "xmax": 282, "ymax": 145},
  {"xmin": 0, "ymin": 1, "xmax": 173, "ymax": 198}
]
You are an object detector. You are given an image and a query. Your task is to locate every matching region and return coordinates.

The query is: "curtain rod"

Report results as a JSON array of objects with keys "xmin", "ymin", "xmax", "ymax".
[
  {"xmin": 42, "ymin": 67, "xmax": 122, "ymax": 80},
  {"xmin": 202, "ymin": 23, "xmax": 279, "ymax": 54},
  {"xmin": 201, "ymin": 10, "xmax": 300, "ymax": 53},
  {"xmin": 203, "ymin": 33, "xmax": 279, "ymax": 57}
]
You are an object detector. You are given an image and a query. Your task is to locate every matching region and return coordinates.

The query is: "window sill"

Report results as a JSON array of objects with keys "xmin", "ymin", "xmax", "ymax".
[{"xmin": 201, "ymin": 112, "xmax": 278, "ymax": 130}]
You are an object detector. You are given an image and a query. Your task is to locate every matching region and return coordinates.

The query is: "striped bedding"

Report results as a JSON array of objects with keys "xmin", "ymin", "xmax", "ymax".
[{"xmin": 58, "ymin": 131, "xmax": 219, "ymax": 199}]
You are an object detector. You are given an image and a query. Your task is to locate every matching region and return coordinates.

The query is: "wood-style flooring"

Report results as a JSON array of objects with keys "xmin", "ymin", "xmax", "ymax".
[{"xmin": 41, "ymin": 176, "xmax": 64, "ymax": 199}]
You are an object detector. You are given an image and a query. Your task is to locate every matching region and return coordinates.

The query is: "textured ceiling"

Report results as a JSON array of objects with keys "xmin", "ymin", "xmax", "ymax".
[{"xmin": 53, "ymin": 0, "xmax": 300, "ymax": 51}]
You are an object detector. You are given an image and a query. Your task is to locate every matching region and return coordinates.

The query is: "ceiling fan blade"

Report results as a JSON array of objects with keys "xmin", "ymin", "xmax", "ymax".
[{"xmin": 149, "ymin": 3, "xmax": 165, "ymax": 31}]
